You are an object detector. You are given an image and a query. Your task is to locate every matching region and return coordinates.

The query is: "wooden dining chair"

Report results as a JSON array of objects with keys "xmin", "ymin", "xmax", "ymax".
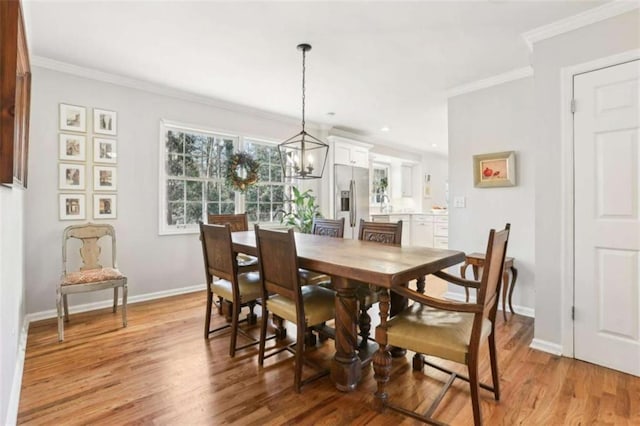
[
  {"xmin": 199, "ymin": 222, "xmax": 262, "ymax": 357},
  {"xmin": 207, "ymin": 212, "xmax": 258, "ymax": 318},
  {"xmin": 57, "ymin": 223, "xmax": 127, "ymax": 342},
  {"xmin": 373, "ymin": 224, "xmax": 511, "ymax": 426},
  {"xmin": 356, "ymin": 219, "xmax": 402, "ymax": 347},
  {"xmin": 298, "ymin": 217, "xmax": 345, "ymax": 287},
  {"xmin": 254, "ymin": 225, "xmax": 337, "ymax": 392}
]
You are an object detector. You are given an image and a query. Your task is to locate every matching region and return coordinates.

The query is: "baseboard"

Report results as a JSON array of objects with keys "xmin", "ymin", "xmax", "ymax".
[
  {"xmin": 444, "ymin": 291, "xmax": 535, "ymax": 318},
  {"xmin": 5, "ymin": 319, "xmax": 29, "ymax": 426},
  {"xmin": 530, "ymin": 338, "xmax": 563, "ymax": 356},
  {"xmin": 26, "ymin": 284, "xmax": 204, "ymax": 323}
]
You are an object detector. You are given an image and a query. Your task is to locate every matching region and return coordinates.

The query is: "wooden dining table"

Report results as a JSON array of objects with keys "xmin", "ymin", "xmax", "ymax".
[{"xmin": 231, "ymin": 230, "xmax": 465, "ymax": 392}]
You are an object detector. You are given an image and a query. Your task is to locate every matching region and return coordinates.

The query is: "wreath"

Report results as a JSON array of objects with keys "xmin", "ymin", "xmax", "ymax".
[{"xmin": 226, "ymin": 152, "xmax": 260, "ymax": 192}]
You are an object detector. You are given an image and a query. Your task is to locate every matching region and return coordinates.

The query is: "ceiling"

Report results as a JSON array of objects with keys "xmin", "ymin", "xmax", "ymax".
[{"xmin": 23, "ymin": 1, "xmax": 607, "ymax": 155}]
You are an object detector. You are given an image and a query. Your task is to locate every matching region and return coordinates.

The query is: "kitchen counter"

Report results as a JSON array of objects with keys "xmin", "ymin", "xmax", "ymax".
[{"xmin": 370, "ymin": 212, "xmax": 448, "ymax": 248}]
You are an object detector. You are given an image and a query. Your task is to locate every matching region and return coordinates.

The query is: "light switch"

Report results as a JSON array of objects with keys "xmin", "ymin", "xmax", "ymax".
[{"xmin": 453, "ymin": 196, "xmax": 466, "ymax": 208}]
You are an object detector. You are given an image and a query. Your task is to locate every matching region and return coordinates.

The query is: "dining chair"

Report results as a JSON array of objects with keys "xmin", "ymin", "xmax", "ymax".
[
  {"xmin": 254, "ymin": 225, "xmax": 337, "ymax": 392},
  {"xmin": 356, "ymin": 219, "xmax": 402, "ymax": 347},
  {"xmin": 199, "ymin": 222, "xmax": 262, "ymax": 357},
  {"xmin": 298, "ymin": 217, "xmax": 345, "ymax": 287},
  {"xmin": 373, "ymin": 224, "xmax": 511, "ymax": 426},
  {"xmin": 207, "ymin": 212, "xmax": 258, "ymax": 319},
  {"xmin": 57, "ymin": 223, "xmax": 127, "ymax": 342}
]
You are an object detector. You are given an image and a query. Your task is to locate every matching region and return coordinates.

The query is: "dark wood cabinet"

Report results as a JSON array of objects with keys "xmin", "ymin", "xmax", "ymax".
[{"xmin": 1, "ymin": 0, "xmax": 31, "ymax": 188}]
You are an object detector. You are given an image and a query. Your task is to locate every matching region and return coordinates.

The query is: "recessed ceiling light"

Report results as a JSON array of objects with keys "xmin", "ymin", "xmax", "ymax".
[
  {"xmin": 380, "ymin": 126, "xmax": 390, "ymax": 132},
  {"xmin": 326, "ymin": 112, "xmax": 335, "ymax": 116},
  {"xmin": 432, "ymin": 143, "xmax": 438, "ymax": 147}
]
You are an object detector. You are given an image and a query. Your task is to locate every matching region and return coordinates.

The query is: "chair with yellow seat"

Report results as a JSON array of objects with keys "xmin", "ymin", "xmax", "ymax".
[
  {"xmin": 356, "ymin": 219, "xmax": 402, "ymax": 347},
  {"xmin": 297, "ymin": 217, "xmax": 345, "ymax": 287},
  {"xmin": 373, "ymin": 224, "xmax": 511, "ymax": 426},
  {"xmin": 254, "ymin": 225, "xmax": 336, "ymax": 392},
  {"xmin": 57, "ymin": 223, "xmax": 127, "ymax": 342},
  {"xmin": 199, "ymin": 222, "xmax": 262, "ymax": 357}
]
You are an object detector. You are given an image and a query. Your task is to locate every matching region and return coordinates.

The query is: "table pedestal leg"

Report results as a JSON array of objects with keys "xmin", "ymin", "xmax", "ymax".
[
  {"xmin": 330, "ymin": 276, "xmax": 361, "ymax": 392},
  {"xmin": 373, "ymin": 288, "xmax": 392, "ymax": 411}
]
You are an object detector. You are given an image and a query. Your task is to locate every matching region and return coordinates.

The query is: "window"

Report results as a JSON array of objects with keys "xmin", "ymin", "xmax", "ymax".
[
  {"xmin": 159, "ymin": 121, "xmax": 289, "ymax": 234},
  {"xmin": 244, "ymin": 139, "xmax": 288, "ymax": 223}
]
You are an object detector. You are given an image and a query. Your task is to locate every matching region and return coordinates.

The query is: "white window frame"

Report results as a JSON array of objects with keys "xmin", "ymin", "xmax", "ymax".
[{"xmin": 158, "ymin": 120, "xmax": 292, "ymax": 235}]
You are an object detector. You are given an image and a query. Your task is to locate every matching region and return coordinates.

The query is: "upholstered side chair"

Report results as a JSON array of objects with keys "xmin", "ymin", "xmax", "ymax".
[
  {"xmin": 199, "ymin": 222, "xmax": 262, "ymax": 357},
  {"xmin": 57, "ymin": 223, "xmax": 127, "ymax": 342},
  {"xmin": 356, "ymin": 218, "xmax": 402, "ymax": 347},
  {"xmin": 254, "ymin": 225, "xmax": 336, "ymax": 392}
]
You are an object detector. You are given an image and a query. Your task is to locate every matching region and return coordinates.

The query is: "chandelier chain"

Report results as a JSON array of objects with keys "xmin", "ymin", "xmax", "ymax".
[{"xmin": 301, "ymin": 47, "xmax": 306, "ymax": 131}]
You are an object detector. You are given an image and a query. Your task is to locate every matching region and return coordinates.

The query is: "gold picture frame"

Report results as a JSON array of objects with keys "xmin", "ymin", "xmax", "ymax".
[{"xmin": 473, "ymin": 151, "xmax": 516, "ymax": 188}]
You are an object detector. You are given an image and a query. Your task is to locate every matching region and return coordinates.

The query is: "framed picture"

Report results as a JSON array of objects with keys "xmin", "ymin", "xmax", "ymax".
[
  {"xmin": 93, "ymin": 108, "xmax": 117, "ymax": 135},
  {"xmin": 93, "ymin": 138, "xmax": 117, "ymax": 164},
  {"xmin": 59, "ymin": 193, "xmax": 86, "ymax": 221},
  {"xmin": 59, "ymin": 163, "xmax": 85, "ymax": 190},
  {"xmin": 473, "ymin": 151, "xmax": 516, "ymax": 188},
  {"xmin": 93, "ymin": 165, "xmax": 117, "ymax": 191},
  {"xmin": 59, "ymin": 133, "xmax": 86, "ymax": 161},
  {"xmin": 59, "ymin": 103, "xmax": 86, "ymax": 132},
  {"xmin": 93, "ymin": 193, "xmax": 117, "ymax": 219}
]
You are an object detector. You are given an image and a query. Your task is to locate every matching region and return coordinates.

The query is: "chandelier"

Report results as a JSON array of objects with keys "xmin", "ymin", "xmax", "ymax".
[{"xmin": 278, "ymin": 43, "xmax": 329, "ymax": 179}]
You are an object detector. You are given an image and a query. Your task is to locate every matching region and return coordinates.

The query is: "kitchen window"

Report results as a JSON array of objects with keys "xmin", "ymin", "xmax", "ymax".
[{"xmin": 159, "ymin": 121, "xmax": 289, "ymax": 235}]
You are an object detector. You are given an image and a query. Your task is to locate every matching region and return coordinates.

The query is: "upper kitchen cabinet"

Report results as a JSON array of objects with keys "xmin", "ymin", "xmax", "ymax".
[
  {"xmin": 401, "ymin": 164, "xmax": 413, "ymax": 197},
  {"xmin": 331, "ymin": 137, "xmax": 371, "ymax": 168}
]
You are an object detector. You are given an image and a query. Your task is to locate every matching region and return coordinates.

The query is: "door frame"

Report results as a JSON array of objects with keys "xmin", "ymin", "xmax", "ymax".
[{"xmin": 559, "ymin": 49, "xmax": 640, "ymax": 357}]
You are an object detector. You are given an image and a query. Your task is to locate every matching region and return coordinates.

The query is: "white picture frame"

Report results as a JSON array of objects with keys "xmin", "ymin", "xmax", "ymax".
[
  {"xmin": 59, "ymin": 103, "xmax": 86, "ymax": 133},
  {"xmin": 59, "ymin": 163, "xmax": 85, "ymax": 190},
  {"xmin": 93, "ymin": 193, "xmax": 117, "ymax": 219},
  {"xmin": 93, "ymin": 138, "xmax": 117, "ymax": 164},
  {"xmin": 59, "ymin": 193, "xmax": 86, "ymax": 221},
  {"xmin": 93, "ymin": 165, "xmax": 117, "ymax": 191},
  {"xmin": 93, "ymin": 108, "xmax": 117, "ymax": 135},
  {"xmin": 59, "ymin": 133, "xmax": 86, "ymax": 162}
]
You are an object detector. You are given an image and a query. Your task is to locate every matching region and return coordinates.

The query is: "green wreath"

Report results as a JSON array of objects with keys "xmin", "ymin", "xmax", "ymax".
[{"xmin": 226, "ymin": 152, "xmax": 260, "ymax": 192}]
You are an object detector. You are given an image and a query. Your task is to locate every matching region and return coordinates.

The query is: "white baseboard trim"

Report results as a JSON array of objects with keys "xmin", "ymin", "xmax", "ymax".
[
  {"xmin": 6, "ymin": 319, "xmax": 29, "ymax": 426},
  {"xmin": 26, "ymin": 284, "xmax": 204, "ymax": 322},
  {"xmin": 444, "ymin": 291, "xmax": 535, "ymax": 318},
  {"xmin": 530, "ymin": 338, "xmax": 563, "ymax": 356}
]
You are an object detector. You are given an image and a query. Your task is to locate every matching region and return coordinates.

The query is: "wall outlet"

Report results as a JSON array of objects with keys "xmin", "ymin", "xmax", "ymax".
[{"xmin": 453, "ymin": 196, "xmax": 466, "ymax": 208}]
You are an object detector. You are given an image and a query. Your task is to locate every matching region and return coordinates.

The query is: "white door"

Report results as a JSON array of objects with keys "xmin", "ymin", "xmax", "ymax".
[{"xmin": 574, "ymin": 59, "xmax": 640, "ymax": 376}]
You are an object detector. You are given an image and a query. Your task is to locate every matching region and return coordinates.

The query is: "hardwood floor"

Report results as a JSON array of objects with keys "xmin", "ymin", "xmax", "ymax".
[{"xmin": 18, "ymin": 283, "xmax": 639, "ymax": 425}]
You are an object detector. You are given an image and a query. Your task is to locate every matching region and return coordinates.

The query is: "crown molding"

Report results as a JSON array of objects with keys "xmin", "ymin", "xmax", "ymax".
[
  {"xmin": 447, "ymin": 66, "xmax": 533, "ymax": 98},
  {"xmin": 31, "ymin": 55, "xmax": 306, "ymax": 128},
  {"xmin": 522, "ymin": 1, "xmax": 640, "ymax": 51}
]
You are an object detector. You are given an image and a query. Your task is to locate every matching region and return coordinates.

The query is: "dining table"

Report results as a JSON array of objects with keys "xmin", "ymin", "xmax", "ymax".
[{"xmin": 231, "ymin": 230, "xmax": 466, "ymax": 392}]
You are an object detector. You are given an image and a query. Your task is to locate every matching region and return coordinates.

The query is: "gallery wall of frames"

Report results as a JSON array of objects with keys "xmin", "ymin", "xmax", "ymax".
[{"xmin": 58, "ymin": 103, "xmax": 118, "ymax": 221}]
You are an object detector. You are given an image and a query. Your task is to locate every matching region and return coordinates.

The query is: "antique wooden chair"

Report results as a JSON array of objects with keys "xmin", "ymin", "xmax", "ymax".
[
  {"xmin": 199, "ymin": 222, "xmax": 262, "ymax": 357},
  {"xmin": 298, "ymin": 217, "xmax": 345, "ymax": 287},
  {"xmin": 207, "ymin": 212, "xmax": 258, "ymax": 318},
  {"xmin": 356, "ymin": 219, "xmax": 402, "ymax": 347},
  {"xmin": 57, "ymin": 223, "xmax": 127, "ymax": 342},
  {"xmin": 254, "ymin": 225, "xmax": 336, "ymax": 392},
  {"xmin": 373, "ymin": 224, "xmax": 511, "ymax": 425}
]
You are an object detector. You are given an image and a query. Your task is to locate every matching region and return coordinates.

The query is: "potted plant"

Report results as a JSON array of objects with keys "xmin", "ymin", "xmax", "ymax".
[{"xmin": 278, "ymin": 186, "xmax": 322, "ymax": 233}]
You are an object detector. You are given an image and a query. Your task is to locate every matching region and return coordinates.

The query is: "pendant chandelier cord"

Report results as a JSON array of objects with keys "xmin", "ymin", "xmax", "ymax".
[{"xmin": 301, "ymin": 47, "xmax": 306, "ymax": 132}]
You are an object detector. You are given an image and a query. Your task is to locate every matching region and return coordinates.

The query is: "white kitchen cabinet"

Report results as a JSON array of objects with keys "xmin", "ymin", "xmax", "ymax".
[
  {"xmin": 371, "ymin": 212, "xmax": 448, "ymax": 248},
  {"xmin": 411, "ymin": 214, "xmax": 434, "ymax": 247},
  {"xmin": 334, "ymin": 141, "xmax": 370, "ymax": 168},
  {"xmin": 401, "ymin": 165, "xmax": 413, "ymax": 197}
]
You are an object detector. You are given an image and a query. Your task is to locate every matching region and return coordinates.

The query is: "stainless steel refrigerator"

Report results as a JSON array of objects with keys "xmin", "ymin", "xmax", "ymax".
[{"xmin": 334, "ymin": 164, "xmax": 370, "ymax": 239}]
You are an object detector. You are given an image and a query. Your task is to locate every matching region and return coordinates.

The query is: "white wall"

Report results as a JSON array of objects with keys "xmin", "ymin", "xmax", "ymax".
[
  {"xmin": 1, "ymin": 186, "xmax": 26, "ymax": 425},
  {"xmin": 421, "ymin": 152, "xmax": 448, "ymax": 209},
  {"xmin": 448, "ymin": 77, "xmax": 535, "ymax": 313},
  {"xmin": 532, "ymin": 10, "xmax": 640, "ymax": 346},
  {"xmin": 25, "ymin": 66, "xmax": 315, "ymax": 315}
]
